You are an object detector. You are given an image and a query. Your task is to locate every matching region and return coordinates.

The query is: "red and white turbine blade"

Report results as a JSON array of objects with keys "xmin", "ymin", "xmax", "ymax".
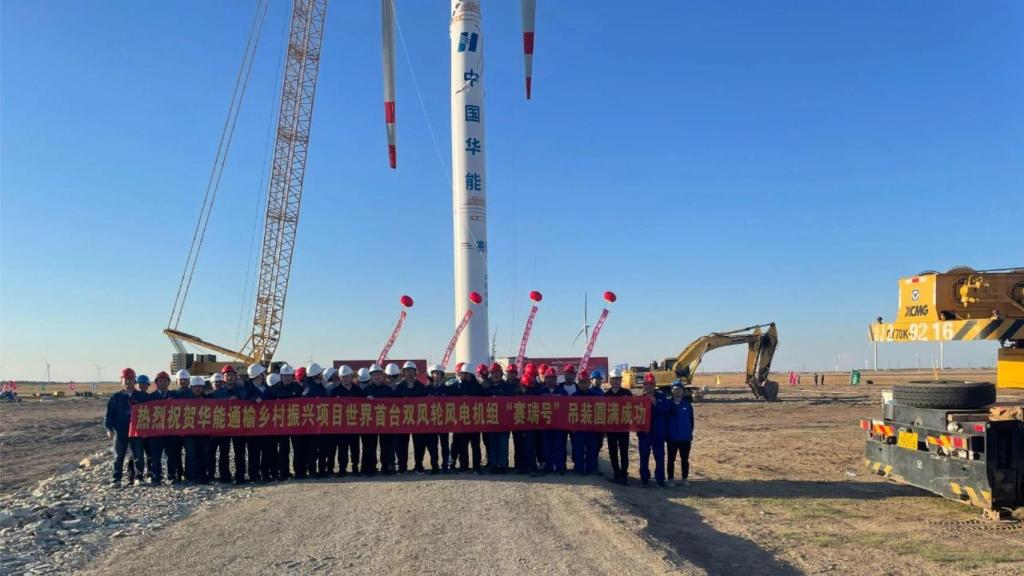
[
  {"xmin": 521, "ymin": 0, "xmax": 535, "ymax": 99},
  {"xmin": 381, "ymin": 0, "xmax": 397, "ymax": 168}
]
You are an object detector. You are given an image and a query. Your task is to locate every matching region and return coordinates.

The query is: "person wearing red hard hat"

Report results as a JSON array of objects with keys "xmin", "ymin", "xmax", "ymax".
[
  {"xmin": 147, "ymin": 371, "xmax": 176, "ymax": 485},
  {"xmin": 604, "ymin": 367, "xmax": 632, "ymax": 485},
  {"xmin": 104, "ymin": 368, "xmax": 146, "ymax": 487},
  {"xmin": 538, "ymin": 367, "xmax": 568, "ymax": 474},
  {"xmin": 210, "ymin": 363, "xmax": 250, "ymax": 485},
  {"xmin": 484, "ymin": 363, "xmax": 513, "ymax": 474},
  {"xmin": 638, "ymin": 372, "xmax": 671, "ymax": 488},
  {"xmin": 570, "ymin": 369, "xmax": 604, "ymax": 476}
]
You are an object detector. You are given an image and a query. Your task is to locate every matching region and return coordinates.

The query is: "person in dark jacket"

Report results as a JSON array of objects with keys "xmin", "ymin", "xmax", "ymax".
[
  {"xmin": 321, "ymin": 367, "xmax": 341, "ymax": 474},
  {"xmin": 426, "ymin": 364, "xmax": 447, "ymax": 473},
  {"xmin": 205, "ymin": 371, "xmax": 229, "ymax": 482},
  {"xmin": 277, "ymin": 364, "xmax": 302, "ymax": 480},
  {"xmin": 380, "ymin": 363, "xmax": 404, "ymax": 473},
  {"xmin": 358, "ymin": 366, "xmax": 381, "ymax": 476},
  {"xmin": 570, "ymin": 370, "xmax": 604, "ymax": 475},
  {"xmin": 447, "ymin": 364, "xmax": 470, "ymax": 472},
  {"xmin": 211, "ymin": 365, "xmax": 250, "ymax": 483},
  {"xmin": 126, "ymin": 375, "xmax": 152, "ymax": 484},
  {"xmin": 637, "ymin": 373, "xmax": 671, "ymax": 488},
  {"xmin": 296, "ymin": 362, "xmax": 328, "ymax": 478},
  {"xmin": 167, "ymin": 368, "xmax": 191, "ymax": 483},
  {"xmin": 515, "ymin": 373, "xmax": 541, "ymax": 476},
  {"xmin": 463, "ymin": 366, "xmax": 488, "ymax": 474},
  {"xmin": 179, "ymin": 376, "xmax": 212, "ymax": 484},
  {"xmin": 539, "ymin": 368, "xmax": 568, "ymax": 474},
  {"xmin": 146, "ymin": 371, "xmax": 175, "ymax": 485},
  {"xmin": 506, "ymin": 364, "xmax": 527, "ymax": 473},
  {"xmin": 393, "ymin": 362, "xmax": 420, "ymax": 473},
  {"xmin": 332, "ymin": 365, "xmax": 362, "ymax": 477},
  {"xmin": 665, "ymin": 381, "xmax": 695, "ymax": 486},
  {"xmin": 398, "ymin": 362, "xmax": 430, "ymax": 473},
  {"xmin": 364, "ymin": 364, "xmax": 393, "ymax": 475},
  {"xmin": 487, "ymin": 363, "xmax": 513, "ymax": 473},
  {"xmin": 604, "ymin": 368, "xmax": 632, "ymax": 485},
  {"xmin": 104, "ymin": 368, "xmax": 146, "ymax": 487},
  {"xmin": 244, "ymin": 363, "xmax": 272, "ymax": 482}
]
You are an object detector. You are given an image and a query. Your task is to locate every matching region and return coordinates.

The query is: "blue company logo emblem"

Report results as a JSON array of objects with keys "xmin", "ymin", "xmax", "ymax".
[
  {"xmin": 458, "ymin": 32, "xmax": 478, "ymax": 53},
  {"xmin": 911, "ymin": 289, "xmax": 919, "ymax": 302}
]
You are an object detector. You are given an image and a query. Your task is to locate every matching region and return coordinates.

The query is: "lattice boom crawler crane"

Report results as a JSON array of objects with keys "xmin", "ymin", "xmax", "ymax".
[
  {"xmin": 164, "ymin": 0, "xmax": 328, "ymax": 373},
  {"xmin": 862, "ymin": 267, "xmax": 1024, "ymax": 519}
]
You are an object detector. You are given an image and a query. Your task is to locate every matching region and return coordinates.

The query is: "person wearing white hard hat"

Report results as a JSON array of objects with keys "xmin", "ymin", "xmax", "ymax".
[
  {"xmin": 357, "ymin": 367, "xmax": 377, "ymax": 476},
  {"xmin": 204, "ymin": 372, "xmax": 232, "ymax": 483},
  {"xmin": 181, "ymin": 375, "xmax": 212, "ymax": 484},
  {"xmin": 376, "ymin": 362, "xmax": 402, "ymax": 474},
  {"xmin": 604, "ymin": 367, "xmax": 631, "ymax": 485},
  {"xmin": 362, "ymin": 363, "xmax": 392, "ymax": 476},
  {"xmin": 243, "ymin": 364, "xmax": 272, "ymax": 482},
  {"xmin": 318, "ymin": 366, "xmax": 340, "ymax": 476},
  {"xmin": 449, "ymin": 362, "xmax": 478, "ymax": 474},
  {"xmin": 274, "ymin": 364, "xmax": 303, "ymax": 481},
  {"xmin": 356, "ymin": 367, "xmax": 371, "ymax": 389},
  {"xmin": 175, "ymin": 369, "xmax": 191, "ymax": 393},
  {"xmin": 293, "ymin": 362, "xmax": 327, "ymax": 479},
  {"xmin": 265, "ymin": 371, "xmax": 288, "ymax": 481},
  {"xmin": 331, "ymin": 365, "xmax": 362, "ymax": 477},
  {"xmin": 323, "ymin": 367, "xmax": 339, "ymax": 393},
  {"xmin": 167, "ymin": 369, "xmax": 191, "ymax": 483},
  {"xmin": 426, "ymin": 364, "xmax": 448, "ymax": 473},
  {"xmin": 395, "ymin": 361, "xmax": 427, "ymax": 474}
]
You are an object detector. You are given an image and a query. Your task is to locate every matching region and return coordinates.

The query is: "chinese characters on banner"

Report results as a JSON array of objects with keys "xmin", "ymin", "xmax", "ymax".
[{"xmin": 129, "ymin": 397, "xmax": 651, "ymax": 437}]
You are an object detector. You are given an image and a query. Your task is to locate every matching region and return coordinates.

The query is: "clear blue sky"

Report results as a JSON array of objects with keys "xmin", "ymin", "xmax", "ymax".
[{"xmin": 2, "ymin": 1, "xmax": 1021, "ymax": 382}]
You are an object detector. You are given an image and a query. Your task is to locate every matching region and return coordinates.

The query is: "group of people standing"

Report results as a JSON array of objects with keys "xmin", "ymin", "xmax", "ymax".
[{"xmin": 104, "ymin": 361, "xmax": 696, "ymax": 489}]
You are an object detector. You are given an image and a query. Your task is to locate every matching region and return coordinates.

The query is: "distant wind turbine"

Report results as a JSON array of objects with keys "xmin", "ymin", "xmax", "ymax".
[{"xmin": 572, "ymin": 293, "xmax": 591, "ymax": 346}]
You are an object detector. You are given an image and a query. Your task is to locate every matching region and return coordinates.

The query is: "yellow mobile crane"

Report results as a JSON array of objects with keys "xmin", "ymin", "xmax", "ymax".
[
  {"xmin": 869, "ymin": 266, "xmax": 1024, "ymax": 388},
  {"xmin": 862, "ymin": 267, "xmax": 1024, "ymax": 518},
  {"xmin": 623, "ymin": 323, "xmax": 780, "ymax": 401}
]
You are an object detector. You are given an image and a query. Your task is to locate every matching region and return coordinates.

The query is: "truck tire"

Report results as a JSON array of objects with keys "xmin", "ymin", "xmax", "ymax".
[{"xmin": 892, "ymin": 380, "xmax": 996, "ymax": 409}]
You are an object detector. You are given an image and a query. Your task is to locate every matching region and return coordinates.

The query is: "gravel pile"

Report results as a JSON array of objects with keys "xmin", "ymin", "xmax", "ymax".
[{"xmin": 0, "ymin": 450, "xmax": 255, "ymax": 575}]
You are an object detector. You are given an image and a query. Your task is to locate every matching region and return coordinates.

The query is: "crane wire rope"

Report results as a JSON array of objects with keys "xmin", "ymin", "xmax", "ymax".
[
  {"xmin": 391, "ymin": 0, "xmax": 488, "ymax": 271},
  {"xmin": 168, "ymin": 0, "xmax": 270, "ymax": 330}
]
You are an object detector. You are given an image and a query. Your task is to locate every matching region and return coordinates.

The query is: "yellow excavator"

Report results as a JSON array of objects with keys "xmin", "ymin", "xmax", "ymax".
[{"xmin": 622, "ymin": 323, "xmax": 780, "ymax": 401}]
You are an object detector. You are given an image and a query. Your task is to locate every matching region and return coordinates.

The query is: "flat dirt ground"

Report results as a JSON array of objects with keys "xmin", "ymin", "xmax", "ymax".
[
  {"xmin": 6, "ymin": 372, "xmax": 1024, "ymax": 575},
  {"xmin": 0, "ymin": 396, "xmax": 108, "ymax": 494}
]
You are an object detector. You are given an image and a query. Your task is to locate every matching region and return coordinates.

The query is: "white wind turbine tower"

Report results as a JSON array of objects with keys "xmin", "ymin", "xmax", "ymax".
[
  {"xmin": 94, "ymin": 363, "xmax": 103, "ymax": 394},
  {"xmin": 44, "ymin": 358, "xmax": 52, "ymax": 392}
]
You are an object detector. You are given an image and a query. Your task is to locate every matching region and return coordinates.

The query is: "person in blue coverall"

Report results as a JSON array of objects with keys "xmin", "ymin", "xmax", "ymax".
[
  {"xmin": 637, "ymin": 372, "xmax": 671, "ymax": 488},
  {"xmin": 570, "ymin": 370, "xmax": 605, "ymax": 475},
  {"xmin": 665, "ymin": 381, "xmax": 695, "ymax": 486},
  {"xmin": 539, "ymin": 367, "xmax": 568, "ymax": 474},
  {"xmin": 104, "ymin": 368, "xmax": 146, "ymax": 487}
]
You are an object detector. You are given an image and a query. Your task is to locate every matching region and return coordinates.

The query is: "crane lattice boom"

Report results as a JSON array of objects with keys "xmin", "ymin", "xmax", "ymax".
[{"xmin": 249, "ymin": 0, "xmax": 328, "ymax": 364}]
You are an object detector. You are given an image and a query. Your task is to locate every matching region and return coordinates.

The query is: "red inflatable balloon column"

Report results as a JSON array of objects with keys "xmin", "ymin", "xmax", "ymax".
[
  {"xmin": 379, "ymin": 295, "xmax": 414, "ymax": 365},
  {"xmin": 469, "ymin": 291, "xmax": 483, "ymax": 305},
  {"xmin": 580, "ymin": 291, "xmax": 617, "ymax": 375},
  {"xmin": 529, "ymin": 290, "xmax": 543, "ymax": 303}
]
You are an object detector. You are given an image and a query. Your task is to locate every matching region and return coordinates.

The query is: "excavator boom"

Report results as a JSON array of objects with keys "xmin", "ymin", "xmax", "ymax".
[
  {"xmin": 623, "ymin": 323, "xmax": 780, "ymax": 401},
  {"xmin": 672, "ymin": 323, "xmax": 778, "ymax": 384}
]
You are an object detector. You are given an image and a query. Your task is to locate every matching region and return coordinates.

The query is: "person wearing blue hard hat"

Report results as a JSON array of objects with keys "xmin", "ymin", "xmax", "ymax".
[{"xmin": 126, "ymin": 374, "xmax": 152, "ymax": 485}]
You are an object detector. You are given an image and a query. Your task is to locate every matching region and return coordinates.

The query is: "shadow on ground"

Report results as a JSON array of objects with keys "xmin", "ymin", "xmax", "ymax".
[{"xmin": 257, "ymin": 470, "xmax": 919, "ymax": 576}]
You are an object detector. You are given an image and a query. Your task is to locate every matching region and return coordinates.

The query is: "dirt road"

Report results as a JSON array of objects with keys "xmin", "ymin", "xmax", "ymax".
[{"xmin": 76, "ymin": 380, "xmax": 1023, "ymax": 576}]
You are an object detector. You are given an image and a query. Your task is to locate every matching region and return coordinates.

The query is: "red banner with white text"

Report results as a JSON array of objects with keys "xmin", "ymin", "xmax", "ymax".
[{"xmin": 129, "ymin": 396, "xmax": 650, "ymax": 437}]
